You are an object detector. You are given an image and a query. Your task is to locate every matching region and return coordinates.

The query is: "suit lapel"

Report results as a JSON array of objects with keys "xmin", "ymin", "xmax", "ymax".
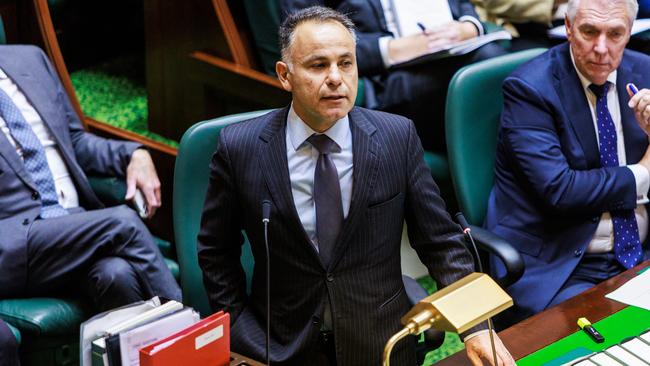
[
  {"xmin": 0, "ymin": 53, "xmax": 80, "ymax": 186},
  {"xmin": 616, "ymin": 57, "xmax": 646, "ymax": 162},
  {"xmin": 554, "ymin": 44, "xmax": 600, "ymax": 168},
  {"xmin": 330, "ymin": 108, "xmax": 378, "ymax": 270},
  {"xmin": 258, "ymin": 108, "xmax": 321, "ymax": 263}
]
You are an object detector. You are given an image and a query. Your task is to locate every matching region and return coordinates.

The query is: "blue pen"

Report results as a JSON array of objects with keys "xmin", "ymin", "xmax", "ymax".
[
  {"xmin": 417, "ymin": 22, "xmax": 427, "ymax": 33},
  {"xmin": 627, "ymin": 83, "xmax": 639, "ymax": 95}
]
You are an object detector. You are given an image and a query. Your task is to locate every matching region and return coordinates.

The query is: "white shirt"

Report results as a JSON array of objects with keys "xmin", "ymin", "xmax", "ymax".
[
  {"xmin": 286, "ymin": 105, "xmax": 354, "ymax": 251},
  {"xmin": 377, "ymin": 0, "xmax": 484, "ymax": 67},
  {"xmin": 570, "ymin": 47, "xmax": 649, "ymax": 253},
  {"xmin": 0, "ymin": 68, "xmax": 79, "ymax": 209}
]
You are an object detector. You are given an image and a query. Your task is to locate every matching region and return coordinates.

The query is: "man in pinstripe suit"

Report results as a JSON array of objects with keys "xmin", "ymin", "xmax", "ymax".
[{"xmin": 198, "ymin": 6, "xmax": 513, "ymax": 366}]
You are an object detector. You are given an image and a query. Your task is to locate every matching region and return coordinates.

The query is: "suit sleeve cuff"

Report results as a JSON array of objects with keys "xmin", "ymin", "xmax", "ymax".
[
  {"xmin": 628, "ymin": 164, "xmax": 650, "ymax": 204},
  {"xmin": 378, "ymin": 36, "xmax": 394, "ymax": 68},
  {"xmin": 459, "ymin": 16, "xmax": 484, "ymax": 36}
]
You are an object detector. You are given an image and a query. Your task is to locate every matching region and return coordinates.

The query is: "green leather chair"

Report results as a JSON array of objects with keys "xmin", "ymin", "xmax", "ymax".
[
  {"xmin": 174, "ymin": 111, "xmax": 266, "ymax": 316},
  {"xmin": 445, "ymin": 48, "xmax": 547, "ymax": 287}
]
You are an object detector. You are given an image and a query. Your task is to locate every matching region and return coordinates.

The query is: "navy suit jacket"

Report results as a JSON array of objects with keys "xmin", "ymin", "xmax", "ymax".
[
  {"xmin": 281, "ymin": 0, "xmax": 482, "ymax": 76},
  {"xmin": 198, "ymin": 106, "xmax": 477, "ymax": 365},
  {"xmin": 487, "ymin": 43, "xmax": 650, "ymax": 321},
  {"xmin": 0, "ymin": 45, "xmax": 139, "ymax": 297}
]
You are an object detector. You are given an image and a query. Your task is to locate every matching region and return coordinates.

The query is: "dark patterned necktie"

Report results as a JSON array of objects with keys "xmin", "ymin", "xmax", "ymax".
[
  {"xmin": 307, "ymin": 134, "xmax": 343, "ymax": 267},
  {"xmin": 0, "ymin": 88, "xmax": 68, "ymax": 218},
  {"xmin": 590, "ymin": 82, "xmax": 642, "ymax": 269}
]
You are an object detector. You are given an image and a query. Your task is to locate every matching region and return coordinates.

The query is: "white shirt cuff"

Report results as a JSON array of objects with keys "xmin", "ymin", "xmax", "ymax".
[
  {"xmin": 628, "ymin": 164, "xmax": 650, "ymax": 204},
  {"xmin": 463, "ymin": 329, "xmax": 492, "ymax": 342},
  {"xmin": 378, "ymin": 36, "xmax": 394, "ymax": 68},
  {"xmin": 458, "ymin": 16, "xmax": 484, "ymax": 36}
]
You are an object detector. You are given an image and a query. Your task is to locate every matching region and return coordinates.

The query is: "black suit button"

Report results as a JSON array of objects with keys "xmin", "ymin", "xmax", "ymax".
[
  {"xmin": 591, "ymin": 216, "xmax": 599, "ymax": 223},
  {"xmin": 31, "ymin": 191, "xmax": 39, "ymax": 200},
  {"xmin": 326, "ymin": 274, "xmax": 334, "ymax": 282},
  {"xmin": 22, "ymin": 219, "xmax": 29, "ymax": 225},
  {"xmin": 574, "ymin": 249, "xmax": 582, "ymax": 257}
]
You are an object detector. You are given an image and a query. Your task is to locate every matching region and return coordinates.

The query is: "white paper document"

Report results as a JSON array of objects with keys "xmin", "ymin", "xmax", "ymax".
[
  {"xmin": 605, "ymin": 269, "xmax": 650, "ymax": 310},
  {"xmin": 622, "ymin": 338, "xmax": 650, "ymax": 361},
  {"xmin": 605, "ymin": 345, "xmax": 648, "ymax": 366},
  {"xmin": 590, "ymin": 352, "xmax": 625, "ymax": 366},
  {"xmin": 119, "ymin": 307, "xmax": 200, "ymax": 366},
  {"xmin": 392, "ymin": 0, "xmax": 453, "ymax": 37},
  {"xmin": 549, "ymin": 18, "xmax": 650, "ymax": 38}
]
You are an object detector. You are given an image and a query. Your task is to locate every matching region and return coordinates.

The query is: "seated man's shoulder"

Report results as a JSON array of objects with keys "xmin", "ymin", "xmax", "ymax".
[
  {"xmin": 623, "ymin": 48, "xmax": 650, "ymax": 73},
  {"xmin": 0, "ymin": 44, "xmax": 47, "ymax": 59}
]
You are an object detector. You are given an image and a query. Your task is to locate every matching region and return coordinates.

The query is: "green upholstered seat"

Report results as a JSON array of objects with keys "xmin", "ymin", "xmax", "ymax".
[
  {"xmin": 174, "ymin": 111, "xmax": 267, "ymax": 316},
  {"xmin": 445, "ymin": 49, "xmax": 546, "ymax": 286},
  {"xmin": 446, "ymin": 48, "xmax": 546, "ymax": 225}
]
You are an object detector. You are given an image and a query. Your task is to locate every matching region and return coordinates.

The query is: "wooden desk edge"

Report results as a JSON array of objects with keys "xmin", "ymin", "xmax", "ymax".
[{"xmin": 436, "ymin": 260, "xmax": 649, "ymax": 365}]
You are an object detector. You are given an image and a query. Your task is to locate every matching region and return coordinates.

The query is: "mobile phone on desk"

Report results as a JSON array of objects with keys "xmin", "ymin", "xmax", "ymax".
[{"xmin": 133, "ymin": 189, "xmax": 148, "ymax": 219}]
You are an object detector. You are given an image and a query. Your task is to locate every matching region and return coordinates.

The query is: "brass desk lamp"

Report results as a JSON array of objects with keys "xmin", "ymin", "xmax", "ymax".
[{"xmin": 382, "ymin": 273, "xmax": 513, "ymax": 366}]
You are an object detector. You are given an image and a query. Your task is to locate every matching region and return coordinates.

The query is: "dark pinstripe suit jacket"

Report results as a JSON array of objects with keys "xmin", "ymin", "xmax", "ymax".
[{"xmin": 198, "ymin": 106, "xmax": 476, "ymax": 365}]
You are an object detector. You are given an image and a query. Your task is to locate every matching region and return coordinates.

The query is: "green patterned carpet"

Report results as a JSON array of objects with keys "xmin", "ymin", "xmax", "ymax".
[
  {"xmin": 70, "ymin": 58, "xmax": 463, "ymax": 365},
  {"xmin": 69, "ymin": 57, "xmax": 178, "ymax": 148}
]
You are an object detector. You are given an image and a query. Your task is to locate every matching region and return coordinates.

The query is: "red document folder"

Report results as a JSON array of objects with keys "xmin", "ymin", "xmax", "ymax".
[{"xmin": 139, "ymin": 311, "xmax": 230, "ymax": 366}]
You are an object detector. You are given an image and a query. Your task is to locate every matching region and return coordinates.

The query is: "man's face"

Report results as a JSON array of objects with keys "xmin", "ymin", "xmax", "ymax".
[
  {"xmin": 566, "ymin": 0, "xmax": 632, "ymax": 85},
  {"xmin": 276, "ymin": 20, "xmax": 358, "ymax": 131}
]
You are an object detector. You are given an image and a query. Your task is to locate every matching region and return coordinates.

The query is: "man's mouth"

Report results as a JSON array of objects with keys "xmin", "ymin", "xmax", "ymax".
[{"xmin": 322, "ymin": 94, "xmax": 346, "ymax": 100}]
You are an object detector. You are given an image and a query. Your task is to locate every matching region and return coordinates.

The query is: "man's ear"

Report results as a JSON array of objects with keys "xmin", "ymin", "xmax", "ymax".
[
  {"xmin": 565, "ymin": 15, "xmax": 573, "ymax": 40},
  {"xmin": 276, "ymin": 61, "xmax": 293, "ymax": 92}
]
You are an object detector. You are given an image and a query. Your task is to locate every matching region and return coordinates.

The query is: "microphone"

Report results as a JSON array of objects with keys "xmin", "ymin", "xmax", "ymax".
[
  {"xmin": 454, "ymin": 212, "xmax": 498, "ymax": 365},
  {"xmin": 454, "ymin": 212, "xmax": 483, "ymax": 273},
  {"xmin": 261, "ymin": 200, "xmax": 272, "ymax": 365}
]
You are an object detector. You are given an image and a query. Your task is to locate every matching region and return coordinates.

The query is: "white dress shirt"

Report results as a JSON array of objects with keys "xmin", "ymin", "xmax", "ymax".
[
  {"xmin": 0, "ymin": 68, "xmax": 79, "ymax": 209},
  {"xmin": 570, "ymin": 47, "xmax": 649, "ymax": 253},
  {"xmin": 378, "ymin": 0, "xmax": 484, "ymax": 67},
  {"xmin": 286, "ymin": 105, "xmax": 354, "ymax": 251}
]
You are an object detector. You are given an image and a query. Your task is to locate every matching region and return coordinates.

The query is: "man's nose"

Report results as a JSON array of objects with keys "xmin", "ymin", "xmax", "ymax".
[
  {"xmin": 594, "ymin": 34, "xmax": 608, "ymax": 55},
  {"xmin": 326, "ymin": 66, "xmax": 342, "ymax": 85}
]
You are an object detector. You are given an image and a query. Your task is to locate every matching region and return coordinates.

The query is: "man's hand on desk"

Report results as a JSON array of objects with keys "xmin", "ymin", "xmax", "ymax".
[{"xmin": 465, "ymin": 331, "xmax": 515, "ymax": 366}]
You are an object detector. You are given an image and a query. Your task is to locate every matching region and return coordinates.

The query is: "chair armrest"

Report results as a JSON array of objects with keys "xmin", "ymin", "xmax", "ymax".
[
  {"xmin": 88, "ymin": 176, "xmax": 127, "ymax": 206},
  {"xmin": 469, "ymin": 225, "xmax": 524, "ymax": 288}
]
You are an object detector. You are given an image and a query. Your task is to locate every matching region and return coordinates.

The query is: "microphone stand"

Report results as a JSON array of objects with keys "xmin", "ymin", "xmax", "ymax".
[{"xmin": 262, "ymin": 200, "xmax": 272, "ymax": 365}]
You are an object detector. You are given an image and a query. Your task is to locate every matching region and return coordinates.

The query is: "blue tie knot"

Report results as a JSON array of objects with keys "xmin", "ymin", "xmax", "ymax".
[{"xmin": 589, "ymin": 82, "xmax": 611, "ymax": 99}]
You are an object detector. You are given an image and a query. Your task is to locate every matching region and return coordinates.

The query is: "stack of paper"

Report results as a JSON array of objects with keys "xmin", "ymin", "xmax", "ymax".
[{"xmin": 82, "ymin": 298, "xmax": 201, "ymax": 366}]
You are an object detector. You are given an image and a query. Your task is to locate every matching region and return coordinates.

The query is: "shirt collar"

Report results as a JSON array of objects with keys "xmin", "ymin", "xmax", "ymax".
[
  {"xmin": 569, "ymin": 44, "xmax": 617, "ymax": 93},
  {"xmin": 287, "ymin": 103, "xmax": 350, "ymax": 151},
  {"xmin": 0, "ymin": 68, "xmax": 7, "ymax": 79}
]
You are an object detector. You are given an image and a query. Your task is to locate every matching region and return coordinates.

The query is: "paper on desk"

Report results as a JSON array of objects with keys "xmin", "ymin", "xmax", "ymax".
[
  {"xmin": 549, "ymin": 18, "xmax": 650, "ymax": 38},
  {"xmin": 605, "ymin": 269, "xmax": 650, "ymax": 310}
]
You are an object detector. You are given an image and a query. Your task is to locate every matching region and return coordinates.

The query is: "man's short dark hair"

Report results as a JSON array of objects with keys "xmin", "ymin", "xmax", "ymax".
[{"xmin": 279, "ymin": 6, "xmax": 357, "ymax": 64}]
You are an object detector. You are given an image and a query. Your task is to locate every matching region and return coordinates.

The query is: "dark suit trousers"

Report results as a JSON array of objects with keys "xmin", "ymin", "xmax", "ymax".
[
  {"xmin": 21, "ymin": 205, "xmax": 181, "ymax": 311},
  {"xmin": 376, "ymin": 43, "xmax": 507, "ymax": 151},
  {"xmin": 0, "ymin": 320, "xmax": 19, "ymax": 366}
]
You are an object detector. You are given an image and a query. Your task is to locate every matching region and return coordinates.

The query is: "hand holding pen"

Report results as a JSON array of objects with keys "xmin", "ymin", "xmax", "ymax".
[{"xmin": 627, "ymin": 83, "xmax": 650, "ymax": 135}]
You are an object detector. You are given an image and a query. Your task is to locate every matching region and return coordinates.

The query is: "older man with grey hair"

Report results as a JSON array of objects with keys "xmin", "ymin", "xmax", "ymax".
[{"xmin": 486, "ymin": 0, "xmax": 650, "ymax": 327}]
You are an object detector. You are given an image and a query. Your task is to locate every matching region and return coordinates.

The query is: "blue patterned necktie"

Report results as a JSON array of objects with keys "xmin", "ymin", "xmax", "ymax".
[
  {"xmin": 590, "ymin": 82, "xmax": 642, "ymax": 269},
  {"xmin": 308, "ymin": 134, "xmax": 343, "ymax": 267},
  {"xmin": 0, "ymin": 88, "xmax": 68, "ymax": 218}
]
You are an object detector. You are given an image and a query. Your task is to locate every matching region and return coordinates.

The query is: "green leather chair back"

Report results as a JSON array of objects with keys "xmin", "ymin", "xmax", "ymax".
[
  {"xmin": 446, "ymin": 48, "xmax": 546, "ymax": 225},
  {"xmin": 174, "ymin": 110, "xmax": 271, "ymax": 316}
]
